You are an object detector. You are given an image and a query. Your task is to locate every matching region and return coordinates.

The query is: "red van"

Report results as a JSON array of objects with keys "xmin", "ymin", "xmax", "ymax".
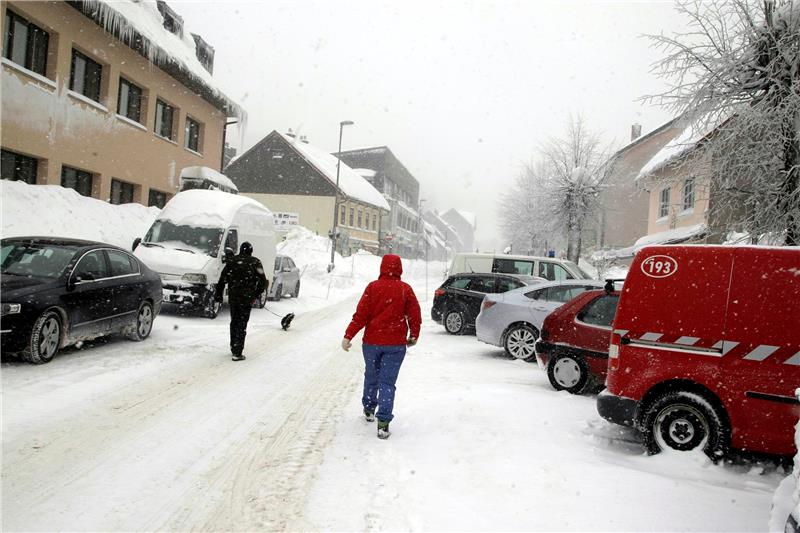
[{"xmin": 598, "ymin": 245, "xmax": 800, "ymax": 458}]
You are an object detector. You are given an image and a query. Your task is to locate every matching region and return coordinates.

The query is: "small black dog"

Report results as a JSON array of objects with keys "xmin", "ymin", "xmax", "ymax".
[{"xmin": 281, "ymin": 313, "xmax": 295, "ymax": 331}]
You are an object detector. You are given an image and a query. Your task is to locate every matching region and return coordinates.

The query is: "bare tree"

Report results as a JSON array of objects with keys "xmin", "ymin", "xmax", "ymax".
[
  {"xmin": 500, "ymin": 117, "xmax": 610, "ymax": 262},
  {"xmin": 498, "ymin": 161, "xmax": 556, "ymax": 255},
  {"xmin": 648, "ymin": 0, "xmax": 800, "ymax": 244}
]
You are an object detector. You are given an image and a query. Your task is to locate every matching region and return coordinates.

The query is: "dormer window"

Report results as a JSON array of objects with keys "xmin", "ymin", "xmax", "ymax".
[{"xmin": 156, "ymin": 1, "xmax": 183, "ymax": 37}]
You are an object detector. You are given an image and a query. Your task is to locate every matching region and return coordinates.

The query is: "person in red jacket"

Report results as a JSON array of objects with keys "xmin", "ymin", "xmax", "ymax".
[{"xmin": 342, "ymin": 254, "xmax": 421, "ymax": 439}]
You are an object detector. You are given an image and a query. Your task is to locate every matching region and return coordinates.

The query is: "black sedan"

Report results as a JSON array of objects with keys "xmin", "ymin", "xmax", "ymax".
[
  {"xmin": 431, "ymin": 272, "xmax": 544, "ymax": 335},
  {"xmin": 1, "ymin": 237, "xmax": 162, "ymax": 364}
]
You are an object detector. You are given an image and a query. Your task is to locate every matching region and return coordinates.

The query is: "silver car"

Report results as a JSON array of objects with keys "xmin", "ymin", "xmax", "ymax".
[
  {"xmin": 269, "ymin": 255, "xmax": 300, "ymax": 300},
  {"xmin": 475, "ymin": 279, "xmax": 605, "ymax": 360}
]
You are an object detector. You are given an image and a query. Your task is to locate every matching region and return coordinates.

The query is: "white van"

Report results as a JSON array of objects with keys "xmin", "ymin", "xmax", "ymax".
[
  {"xmin": 134, "ymin": 190, "xmax": 276, "ymax": 318},
  {"xmin": 449, "ymin": 252, "xmax": 593, "ymax": 281}
]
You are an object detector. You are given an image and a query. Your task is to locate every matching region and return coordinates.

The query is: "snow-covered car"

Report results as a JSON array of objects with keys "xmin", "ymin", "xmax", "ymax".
[
  {"xmin": 475, "ymin": 279, "xmax": 605, "ymax": 360},
  {"xmin": 1, "ymin": 237, "xmax": 162, "ymax": 364},
  {"xmin": 432, "ymin": 273, "xmax": 544, "ymax": 335},
  {"xmin": 270, "ymin": 255, "xmax": 300, "ymax": 300}
]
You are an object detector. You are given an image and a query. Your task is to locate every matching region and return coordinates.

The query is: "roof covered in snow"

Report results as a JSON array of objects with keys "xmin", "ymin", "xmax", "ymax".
[
  {"xmin": 455, "ymin": 210, "xmax": 477, "ymax": 229},
  {"xmin": 278, "ymin": 133, "xmax": 390, "ymax": 211},
  {"xmin": 76, "ymin": 1, "xmax": 244, "ymax": 119},
  {"xmin": 634, "ymin": 223, "xmax": 708, "ymax": 248},
  {"xmin": 180, "ymin": 166, "xmax": 238, "ymax": 192},
  {"xmin": 636, "ymin": 113, "xmax": 731, "ymax": 180}
]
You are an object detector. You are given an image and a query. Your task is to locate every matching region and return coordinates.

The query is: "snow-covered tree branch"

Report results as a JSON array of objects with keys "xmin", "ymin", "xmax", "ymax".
[{"xmin": 647, "ymin": 0, "xmax": 800, "ymax": 244}]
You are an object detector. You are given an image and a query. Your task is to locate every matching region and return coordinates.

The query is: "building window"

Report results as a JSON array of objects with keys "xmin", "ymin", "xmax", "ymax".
[
  {"xmin": 1, "ymin": 149, "xmax": 38, "ymax": 184},
  {"xmin": 70, "ymin": 49, "xmax": 102, "ymax": 102},
  {"xmin": 349, "ymin": 208, "xmax": 354, "ymax": 227},
  {"xmin": 61, "ymin": 166, "xmax": 93, "ymax": 197},
  {"xmin": 185, "ymin": 116, "xmax": 201, "ymax": 152},
  {"xmin": 372, "ymin": 214, "xmax": 377, "ymax": 231},
  {"xmin": 110, "ymin": 178, "xmax": 134, "ymax": 204},
  {"xmin": 357, "ymin": 210, "xmax": 363, "ymax": 228},
  {"xmin": 340, "ymin": 205, "xmax": 346, "ymax": 225},
  {"xmin": 154, "ymin": 99, "xmax": 175, "ymax": 140},
  {"xmin": 117, "ymin": 77, "xmax": 143, "ymax": 123},
  {"xmin": 3, "ymin": 10, "xmax": 49, "ymax": 76},
  {"xmin": 658, "ymin": 187, "xmax": 670, "ymax": 219},
  {"xmin": 148, "ymin": 189, "xmax": 168, "ymax": 208},
  {"xmin": 682, "ymin": 177, "xmax": 695, "ymax": 211}
]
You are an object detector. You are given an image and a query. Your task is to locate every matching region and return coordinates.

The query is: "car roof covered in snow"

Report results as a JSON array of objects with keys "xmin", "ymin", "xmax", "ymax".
[
  {"xmin": 180, "ymin": 166, "xmax": 238, "ymax": 191},
  {"xmin": 0, "ymin": 236, "xmax": 119, "ymax": 249},
  {"xmin": 158, "ymin": 190, "xmax": 271, "ymax": 227}
]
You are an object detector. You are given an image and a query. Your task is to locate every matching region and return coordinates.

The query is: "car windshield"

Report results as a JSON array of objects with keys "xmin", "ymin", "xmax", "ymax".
[
  {"xmin": 143, "ymin": 220, "xmax": 224, "ymax": 257},
  {"xmin": 564, "ymin": 260, "xmax": 594, "ymax": 280},
  {"xmin": 0, "ymin": 242, "xmax": 76, "ymax": 279}
]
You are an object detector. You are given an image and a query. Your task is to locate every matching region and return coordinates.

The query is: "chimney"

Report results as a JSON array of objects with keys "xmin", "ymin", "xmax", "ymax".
[
  {"xmin": 300, "ymin": 135, "xmax": 309, "ymax": 144},
  {"xmin": 286, "ymin": 128, "xmax": 296, "ymax": 138},
  {"xmin": 631, "ymin": 123, "xmax": 642, "ymax": 142}
]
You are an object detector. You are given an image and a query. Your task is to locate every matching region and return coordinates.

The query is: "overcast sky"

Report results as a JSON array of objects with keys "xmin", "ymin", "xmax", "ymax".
[{"xmin": 176, "ymin": 0, "xmax": 688, "ymax": 251}]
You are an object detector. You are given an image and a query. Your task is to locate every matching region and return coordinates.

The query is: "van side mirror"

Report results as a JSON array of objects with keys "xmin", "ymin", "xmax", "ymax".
[{"xmin": 132, "ymin": 237, "xmax": 142, "ymax": 251}]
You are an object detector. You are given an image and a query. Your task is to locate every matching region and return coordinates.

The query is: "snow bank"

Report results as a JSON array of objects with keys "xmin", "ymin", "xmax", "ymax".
[
  {"xmin": 1, "ymin": 180, "xmax": 159, "ymax": 248},
  {"xmin": 276, "ymin": 225, "xmax": 445, "ymax": 304},
  {"xmin": 769, "ymin": 390, "xmax": 800, "ymax": 531}
]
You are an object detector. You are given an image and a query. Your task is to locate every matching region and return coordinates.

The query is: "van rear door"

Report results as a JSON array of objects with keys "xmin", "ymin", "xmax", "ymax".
[
  {"xmin": 610, "ymin": 246, "xmax": 735, "ymax": 398},
  {"xmin": 721, "ymin": 247, "xmax": 800, "ymax": 455}
]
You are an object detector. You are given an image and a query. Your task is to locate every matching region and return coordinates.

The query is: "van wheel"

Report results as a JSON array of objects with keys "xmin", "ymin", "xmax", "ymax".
[
  {"xmin": 547, "ymin": 354, "xmax": 590, "ymax": 394},
  {"xmin": 22, "ymin": 310, "xmax": 62, "ymax": 364},
  {"xmin": 444, "ymin": 308, "xmax": 466, "ymax": 335},
  {"xmin": 129, "ymin": 301, "xmax": 154, "ymax": 341},
  {"xmin": 641, "ymin": 391, "xmax": 728, "ymax": 458},
  {"xmin": 202, "ymin": 290, "xmax": 221, "ymax": 319},
  {"xmin": 504, "ymin": 325, "xmax": 538, "ymax": 360}
]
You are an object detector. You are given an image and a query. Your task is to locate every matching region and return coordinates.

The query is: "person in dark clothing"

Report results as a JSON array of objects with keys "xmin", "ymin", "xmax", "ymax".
[
  {"xmin": 342, "ymin": 254, "xmax": 422, "ymax": 439},
  {"xmin": 215, "ymin": 241, "xmax": 268, "ymax": 361}
]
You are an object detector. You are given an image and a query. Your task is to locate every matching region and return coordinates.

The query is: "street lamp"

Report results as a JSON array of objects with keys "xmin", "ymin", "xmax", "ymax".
[{"xmin": 328, "ymin": 120, "xmax": 354, "ymax": 272}]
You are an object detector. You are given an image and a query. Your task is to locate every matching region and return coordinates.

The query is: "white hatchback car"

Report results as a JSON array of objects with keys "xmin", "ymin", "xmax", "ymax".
[{"xmin": 475, "ymin": 279, "xmax": 605, "ymax": 360}]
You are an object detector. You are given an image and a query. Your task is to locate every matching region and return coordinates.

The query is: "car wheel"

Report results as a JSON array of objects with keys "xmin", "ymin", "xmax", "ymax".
[
  {"xmin": 546, "ymin": 353, "xmax": 590, "ymax": 394},
  {"xmin": 292, "ymin": 280, "xmax": 300, "ymax": 298},
  {"xmin": 503, "ymin": 325, "xmax": 538, "ymax": 360},
  {"xmin": 255, "ymin": 291, "xmax": 267, "ymax": 309},
  {"xmin": 444, "ymin": 308, "xmax": 466, "ymax": 335},
  {"xmin": 22, "ymin": 310, "xmax": 62, "ymax": 364},
  {"xmin": 641, "ymin": 391, "xmax": 728, "ymax": 458},
  {"xmin": 270, "ymin": 283, "xmax": 283, "ymax": 301},
  {"xmin": 129, "ymin": 301, "xmax": 154, "ymax": 341}
]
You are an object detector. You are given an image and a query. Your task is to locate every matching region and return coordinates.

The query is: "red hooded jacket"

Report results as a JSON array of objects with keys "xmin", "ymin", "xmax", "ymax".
[{"xmin": 344, "ymin": 254, "xmax": 422, "ymax": 346}]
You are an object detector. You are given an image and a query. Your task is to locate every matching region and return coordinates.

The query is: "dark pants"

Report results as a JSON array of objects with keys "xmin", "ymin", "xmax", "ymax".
[
  {"xmin": 362, "ymin": 344, "xmax": 406, "ymax": 423},
  {"xmin": 229, "ymin": 303, "xmax": 252, "ymax": 356}
]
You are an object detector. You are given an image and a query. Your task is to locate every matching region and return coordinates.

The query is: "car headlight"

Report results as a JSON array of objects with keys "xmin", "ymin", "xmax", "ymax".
[
  {"xmin": 1, "ymin": 303, "xmax": 21, "ymax": 316},
  {"xmin": 181, "ymin": 273, "xmax": 207, "ymax": 284}
]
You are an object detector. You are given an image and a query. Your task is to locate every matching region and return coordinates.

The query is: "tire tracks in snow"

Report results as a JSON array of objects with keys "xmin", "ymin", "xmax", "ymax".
[{"xmin": 1, "ymin": 298, "xmax": 362, "ymax": 531}]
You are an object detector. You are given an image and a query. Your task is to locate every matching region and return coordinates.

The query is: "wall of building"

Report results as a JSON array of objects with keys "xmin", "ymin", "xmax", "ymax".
[
  {"xmin": 599, "ymin": 122, "xmax": 682, "ymax": 247},
  {"xmin": 243, "ymin": 193, "xmax": 334, "ymax": 237},
  {"xmin": 1, "ymin": 1, "xmax": 225, "ymax": 204},
  {"xmin": 645, "ymin": 154, "xmax": 711, "ymax": 236}
]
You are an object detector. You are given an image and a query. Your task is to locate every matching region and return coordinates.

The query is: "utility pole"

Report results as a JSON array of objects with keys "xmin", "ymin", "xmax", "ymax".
[{"xmin": 328, "ymin": 120, "xmax": 354, "ymax": 273}]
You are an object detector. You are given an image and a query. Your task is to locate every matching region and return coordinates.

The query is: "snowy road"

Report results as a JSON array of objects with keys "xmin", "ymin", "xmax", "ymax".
[
  {"xmin": 1, "ymin": 288, "xmax": 787, "ymax": 531},
  {"xmin": 2, "ymin": 296, "xmax": 362, "ymax": 531}
]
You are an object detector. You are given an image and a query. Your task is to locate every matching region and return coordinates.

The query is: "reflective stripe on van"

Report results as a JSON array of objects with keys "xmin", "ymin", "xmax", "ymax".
[{"xmin": 618, "ymin": 331, "xmax": 799, "ymax": 365}]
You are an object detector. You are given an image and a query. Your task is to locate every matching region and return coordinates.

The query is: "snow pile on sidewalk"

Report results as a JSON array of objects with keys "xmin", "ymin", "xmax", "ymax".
[
  {"xmin": 277, "ymin": 226, "xmax": 445, "ymax": 304},
  {"xmin": 1, "ymin": 181, "xmax": 159, "ymax": 248}
]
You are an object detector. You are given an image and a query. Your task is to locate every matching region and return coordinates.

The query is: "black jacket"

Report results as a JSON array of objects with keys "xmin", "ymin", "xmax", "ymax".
[{"xmin": 215, "ymin": 255, "xmax": 268, "ymax": 305}]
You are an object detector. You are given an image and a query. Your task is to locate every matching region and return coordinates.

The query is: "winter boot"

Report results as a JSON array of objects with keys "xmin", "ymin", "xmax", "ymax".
[
  {"xmin": 232, "ymin": 354, "xmax": 246, "ymax": 361},
  {"xmin": 364, "ymin": 409, "xmax": 375, "ymax": 422},
  {"xmin": 377, "ymin": 421, "xmax": 390, "ymax": 439}
]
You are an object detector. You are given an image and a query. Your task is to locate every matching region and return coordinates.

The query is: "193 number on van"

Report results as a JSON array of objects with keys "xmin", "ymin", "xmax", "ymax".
[{"xmin": 641, "ymin": 255, "xmax": 678, "ymax": 278}]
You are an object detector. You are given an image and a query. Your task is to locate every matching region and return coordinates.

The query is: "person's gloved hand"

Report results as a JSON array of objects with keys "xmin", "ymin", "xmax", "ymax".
[
  {"xmin": 407, "ymin": 337, "xmax": 417, "ymax": 347},
  {"xmin": 341, "ymin": 338, "xmax": 352, "ymax": 352}
]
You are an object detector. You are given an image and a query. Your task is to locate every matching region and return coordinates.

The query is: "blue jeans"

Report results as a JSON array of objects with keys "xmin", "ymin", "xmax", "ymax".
[{"xmin": 362, "ymin": 344, "xmax": 406, "ymax": 423}]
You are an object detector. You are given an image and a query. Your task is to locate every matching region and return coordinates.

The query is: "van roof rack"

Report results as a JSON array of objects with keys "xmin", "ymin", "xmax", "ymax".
[{"xmin": 604, "ymin": 278, "xmax": 625, "ymax": 293}]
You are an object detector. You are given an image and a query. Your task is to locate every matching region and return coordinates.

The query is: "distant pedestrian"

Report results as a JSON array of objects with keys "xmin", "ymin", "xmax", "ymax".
[
  {"xmin": 215, "ymin": 241, "xmax": 267, "ymax": 361},
  {"xmin": 342, "ymin": 254, "xmax": 421, "ymax": 439}
]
